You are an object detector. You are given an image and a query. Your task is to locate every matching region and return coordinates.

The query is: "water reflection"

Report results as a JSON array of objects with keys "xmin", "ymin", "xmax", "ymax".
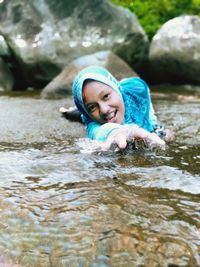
[{"xmin": 0, "ymin": 89, "xmax": 199, "ymax": 266}]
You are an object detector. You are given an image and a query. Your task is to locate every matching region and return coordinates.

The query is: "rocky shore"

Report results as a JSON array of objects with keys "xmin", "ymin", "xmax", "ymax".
[{"xmin": 0, "ymin": 0, "xmax": 200, "ymax": 98}]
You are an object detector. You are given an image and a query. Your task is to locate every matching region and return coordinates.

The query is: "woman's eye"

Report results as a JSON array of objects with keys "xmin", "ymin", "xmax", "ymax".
[
  {"xmin": 87, "ymin": 104, "xmax": 96, "ymax": 113},
  {"xmin": 103, "ymin": 93, "xmax": 110, "ymax": 100}
]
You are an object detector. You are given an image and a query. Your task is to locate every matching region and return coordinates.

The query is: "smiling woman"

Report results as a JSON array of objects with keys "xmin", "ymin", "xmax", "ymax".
[{"xmin": 60, "ymin": 66, "xmax": 173, "ymax": 150}]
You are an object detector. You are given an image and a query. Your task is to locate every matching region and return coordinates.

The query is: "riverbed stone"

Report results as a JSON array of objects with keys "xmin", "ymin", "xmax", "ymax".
[
  {"xmin": 41, "ymin": 50, "xmax": 138, "ymax": 99},
  {"xmin": 0, "ymin": 0, "xmax": 148, "ymax": 90},
  {"xmin": 0, "ymin": 248, "xmax": 20, "ymax": 267},
  {"xmin": 149, "ymin": 15, "xmax": 200, "ymax": 85}
]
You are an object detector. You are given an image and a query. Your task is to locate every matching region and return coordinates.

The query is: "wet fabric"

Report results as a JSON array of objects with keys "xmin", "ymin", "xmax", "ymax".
[{"xmin": 72, "ymin": 66, "xmax": 157, "ymax": 141}]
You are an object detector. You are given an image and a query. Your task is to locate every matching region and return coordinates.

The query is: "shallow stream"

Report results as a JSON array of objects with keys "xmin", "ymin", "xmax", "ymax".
[{"xmin": 0, "ymin": 87, "xmax": 199, "ymax": 267}]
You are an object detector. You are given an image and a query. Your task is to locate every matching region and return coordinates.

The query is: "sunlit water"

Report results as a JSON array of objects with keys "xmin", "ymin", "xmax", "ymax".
[{"xmin": 0, "ymin": 88, "xmax": 199, "ymax": 267}]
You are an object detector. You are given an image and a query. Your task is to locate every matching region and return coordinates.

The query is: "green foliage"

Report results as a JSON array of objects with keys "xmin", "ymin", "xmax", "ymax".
[{"xmin": 111, "ymin": 0, "xmax": 200, "ymax": 39}]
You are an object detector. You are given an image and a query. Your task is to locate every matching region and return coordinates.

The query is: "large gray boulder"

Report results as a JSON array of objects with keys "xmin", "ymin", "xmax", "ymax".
[
  {"xmin": 41, "ymin": 50, "xmax": 138, "ymax": 99},
  {"xmin": 0, "ymin": 0, "xmax": 148, "ymax": 90},
  {"xmin": 149, "ymin": 15, "xmax": 200, "ymax": 84}
]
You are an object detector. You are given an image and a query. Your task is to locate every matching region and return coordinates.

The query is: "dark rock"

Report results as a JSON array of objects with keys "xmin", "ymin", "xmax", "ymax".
[
  {"xmin": 0, "ymin": 58, "xmax": 14, "ymax": 91},
  {"xmin": 149, "ymin": 15, "xmax": 200, "ymax": 85},
  {"xmin": 41, "ymin": 50, "xmax": 138, "ymax": 99}
]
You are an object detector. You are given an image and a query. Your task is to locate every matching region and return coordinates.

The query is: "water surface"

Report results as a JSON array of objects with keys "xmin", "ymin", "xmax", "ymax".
[{"xmin": 0, "ymin": 88, "xmax": 199, "ymax": 267}]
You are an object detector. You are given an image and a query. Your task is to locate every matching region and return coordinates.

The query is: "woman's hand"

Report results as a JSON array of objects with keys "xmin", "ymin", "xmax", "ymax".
[{"xmin": 101, "ymin": 124, "xmax": 165, "ymax": 151}]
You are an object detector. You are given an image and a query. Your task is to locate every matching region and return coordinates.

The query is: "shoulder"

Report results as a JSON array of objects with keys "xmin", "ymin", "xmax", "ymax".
[{"xmin": 120, "ymin": 77, "xmax": 149, "ymax": 96}]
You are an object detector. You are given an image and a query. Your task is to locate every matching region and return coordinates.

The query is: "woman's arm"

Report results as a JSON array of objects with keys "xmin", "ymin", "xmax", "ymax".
[
  {"xmin": 86, "ymin": 121, "xmax": 165, "ymax": 150},
  {"xmin": 86, "ymin": 121, "xmax": 123, "ymax": 141}
]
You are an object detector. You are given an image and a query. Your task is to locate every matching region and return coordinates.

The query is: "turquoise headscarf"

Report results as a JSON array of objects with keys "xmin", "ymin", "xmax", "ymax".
[
  {"xmin": 72, "ymin": 66, "xmax": 121, "ymax": 120},
  {"xmin": 72, "ymin": 65, "xmax": 154, "ymax": 133}
]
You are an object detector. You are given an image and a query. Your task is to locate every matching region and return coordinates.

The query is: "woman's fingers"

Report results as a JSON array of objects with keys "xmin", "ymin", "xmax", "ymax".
[
  {"xmin": 164, "ymin": 129, "xmax": 175, "ymax": 142},
  {"xmin": 127, "ymin": 125, "xmax": 149, "ymax": 141},
  {"xmin": 147, "ymin": 132, "xmax": 166, "ymax": 150},
  {"xmin": 149, "ymin": 132, "xmax": 165, "ymax": 145},
  {"xmin": 130, "ymin": 126, "xmax": 165, "ymax": 148},
  {"xmin": 115, "ymin": 133, "xmax": 127, "ymax": 149},
  {"xmin": 101, "ymin": 133, "xmax": 127, "ymax": 150},
  {"xmin": 102, "ymin": 125, "xmax": 166, "ymax": 152}
]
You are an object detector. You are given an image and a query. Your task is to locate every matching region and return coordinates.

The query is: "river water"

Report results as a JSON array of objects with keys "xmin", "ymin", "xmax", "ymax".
[{"xmin": 0, "ymin": 87, "xmax": 199, "ymax": 267}]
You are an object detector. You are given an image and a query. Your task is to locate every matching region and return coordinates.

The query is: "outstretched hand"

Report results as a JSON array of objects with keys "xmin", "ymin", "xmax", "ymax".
[{"xmin": 101, "ymin": 124, "xmax": 166, "ymax": 151}]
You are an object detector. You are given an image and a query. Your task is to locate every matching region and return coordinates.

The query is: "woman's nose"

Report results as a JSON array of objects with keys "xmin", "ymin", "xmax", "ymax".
[{"xmin": 99, "ymin": 102, "xmax": 109, "ymax": 114}]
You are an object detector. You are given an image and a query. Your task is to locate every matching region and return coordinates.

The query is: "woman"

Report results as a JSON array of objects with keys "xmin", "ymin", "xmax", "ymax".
[{"xmin": 60, "ymin": 66, "xmax": 173, "ymax": 150}]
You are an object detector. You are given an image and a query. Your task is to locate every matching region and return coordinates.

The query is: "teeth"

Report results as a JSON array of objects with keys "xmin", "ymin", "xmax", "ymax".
[{"xmin": 106, "ymin": 111, "xmax": 115, "ymax": 120}]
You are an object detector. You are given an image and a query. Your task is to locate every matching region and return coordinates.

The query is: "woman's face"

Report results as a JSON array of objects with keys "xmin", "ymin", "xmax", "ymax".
[{"xmin": 83, "ymin": 80, "xmax": 125, "ymax": 124}]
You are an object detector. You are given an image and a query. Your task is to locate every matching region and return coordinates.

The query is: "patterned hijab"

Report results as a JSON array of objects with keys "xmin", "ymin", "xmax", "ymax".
[{"xmin": 72, "ymin": 65, "xmax": 153, "ymax": 132}]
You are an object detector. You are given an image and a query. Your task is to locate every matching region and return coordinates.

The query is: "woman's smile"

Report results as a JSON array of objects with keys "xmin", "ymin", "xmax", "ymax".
[
  {"xmin": 102, "ymin": 110, "xmax": 117, "ymax": 122},
  {"xmin": 83, "ymin": 80, "xmax": 125, "ymax": 124}
]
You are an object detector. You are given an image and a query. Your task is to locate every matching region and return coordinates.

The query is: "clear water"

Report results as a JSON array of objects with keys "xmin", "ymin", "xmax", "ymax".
[{"xmin": 0, "ymin": 88, "xmax": 199, "ymax": 267}]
